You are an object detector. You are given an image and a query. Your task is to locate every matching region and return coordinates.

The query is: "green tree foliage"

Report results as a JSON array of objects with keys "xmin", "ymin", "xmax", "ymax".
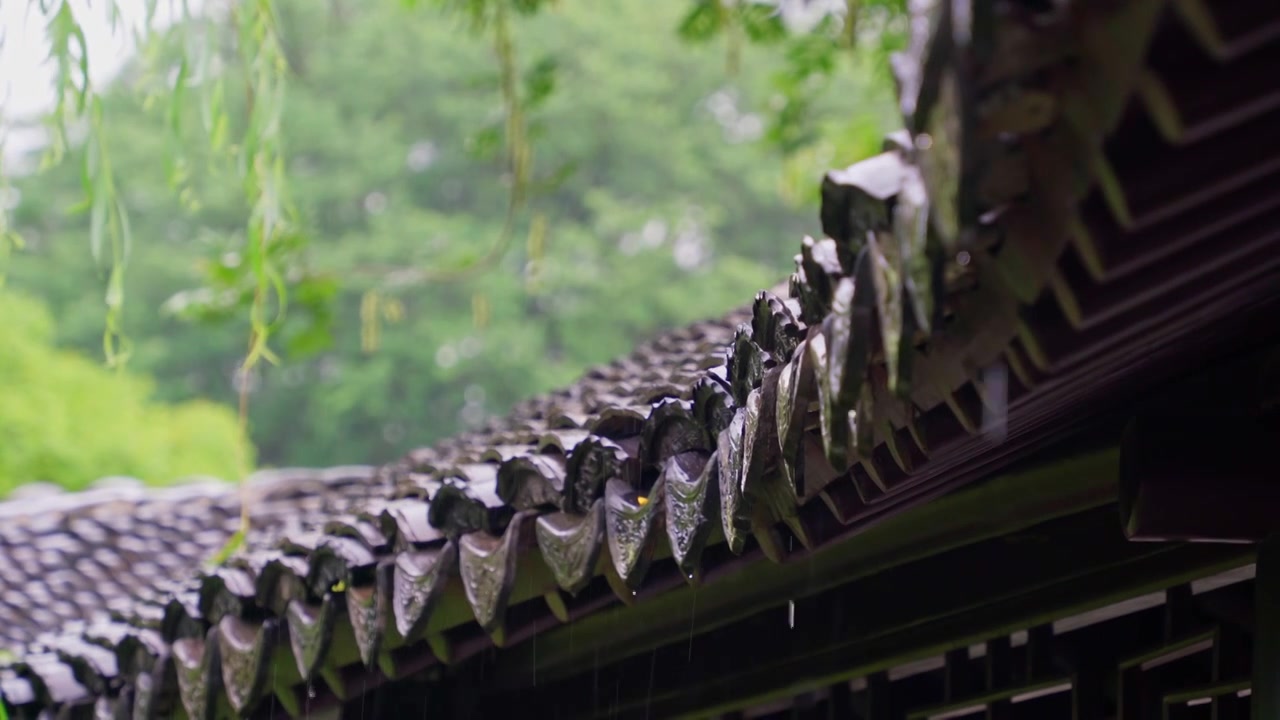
[
  {"xmin": 6, "ymin": 0, "xmax": 900, "ymax": 475},
  {"xmin": 0, "ymin": 290, "xmax": 250, "ymax": 495}
]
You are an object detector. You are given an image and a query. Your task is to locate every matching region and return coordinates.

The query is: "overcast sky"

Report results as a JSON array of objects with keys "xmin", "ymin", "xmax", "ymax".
[{"xmin": 0, "ymin": 0, "xmax": 186, "ymax": 163}]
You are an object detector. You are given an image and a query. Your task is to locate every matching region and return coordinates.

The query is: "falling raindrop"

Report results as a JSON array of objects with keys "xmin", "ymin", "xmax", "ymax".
[
  {"xmin": 788, "ymin": 599, "xmax": 795, "ymax": 629},
  {"xmin": 405, "ymin": 141, "xmax": 438, "ymax": 172},
  {"xmin": 363, "ymin": 191, "xmax": 388, "ymax": 215},
  {"xmin": 981, "ymin": 363, "xmax": 1009, "ymax": 444},
  {"xmin": 270, "ymin": 654, "xmax": 279, "ymax": 718},
  {"xmin": 688, "ymin": 587, "xmax": 698, "ymax": 662}
]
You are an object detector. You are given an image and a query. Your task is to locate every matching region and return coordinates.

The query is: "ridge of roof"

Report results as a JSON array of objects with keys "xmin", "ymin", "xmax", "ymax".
[{"xmin": 0, "ymin": 466, "xmax": 379, "ymax": 521}]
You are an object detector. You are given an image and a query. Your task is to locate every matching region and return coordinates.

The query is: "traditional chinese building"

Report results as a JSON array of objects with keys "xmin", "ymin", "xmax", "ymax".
[{"xmin": 3, "ymin": 0, "xmax": 1279, "ymax": 717}]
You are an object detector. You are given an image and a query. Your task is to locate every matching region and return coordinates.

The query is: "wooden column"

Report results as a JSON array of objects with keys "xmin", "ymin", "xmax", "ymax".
[{"xmin": 1254, "ymin": 534, "xmax": 1280, "ymax": 718}]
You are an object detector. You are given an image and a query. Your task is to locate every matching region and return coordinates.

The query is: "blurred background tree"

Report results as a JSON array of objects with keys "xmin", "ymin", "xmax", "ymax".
[
  {"xmin": 0, "ymin": 0, "xmax": 904, "ymax": 492},
  {"xmin": 0, "ymin": 290, "xmax": 248, "ymax": 495}
]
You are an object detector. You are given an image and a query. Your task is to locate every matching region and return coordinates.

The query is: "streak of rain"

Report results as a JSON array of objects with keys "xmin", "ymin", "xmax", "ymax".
[
  {"xmin": 687, "ymin": 586, "xmax": 698, "ymax": 662},
  {"xmin": 982, "ymin": 362, "xmax": 1009, "ymax": 444}
]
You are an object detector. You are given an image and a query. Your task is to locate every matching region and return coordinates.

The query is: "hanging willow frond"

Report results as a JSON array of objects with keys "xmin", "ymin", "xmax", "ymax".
[
  {"xmin": 0, "ymin": 135, "xmax": 22, "ymax": 288},
  {"xmin": 407, "ymin": 0, "xmax": 534, "ymax": 284}
]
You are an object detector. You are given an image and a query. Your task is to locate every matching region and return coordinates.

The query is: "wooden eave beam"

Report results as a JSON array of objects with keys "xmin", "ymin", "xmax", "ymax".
[
  {"xmin": 490, "ymin": 507, "xmax": 1251, "ymax": 720},
  {"xmin": 488, "ymin": 447, "xmax": 1122, "ymax": 689}
]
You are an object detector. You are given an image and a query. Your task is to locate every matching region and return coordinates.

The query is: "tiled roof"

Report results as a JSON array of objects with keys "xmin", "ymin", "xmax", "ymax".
[
  {"xmin": 0, "ymin": 469, "xmax": 377, "ymax": 649},
  {"xmin": 0, "ymin": 308, "xmax": 755, "ymax": 717},
  {"xmin": 4, "ymin": 0, "xmax": 1279, "ymax": 717}
]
